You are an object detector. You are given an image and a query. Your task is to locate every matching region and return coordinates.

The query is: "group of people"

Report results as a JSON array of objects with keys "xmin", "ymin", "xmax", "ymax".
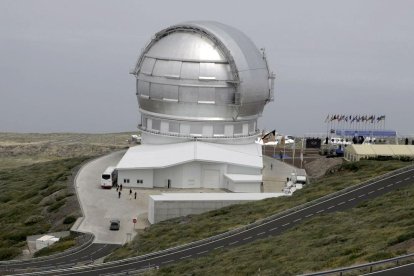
[{"xmin": 115, "ymin": 183, "xmax": 137, "ymax": 200}]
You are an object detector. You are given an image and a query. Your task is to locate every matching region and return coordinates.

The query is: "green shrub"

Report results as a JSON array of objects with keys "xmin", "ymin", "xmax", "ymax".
[
  {"xmin": 63, "ymin": 215, "xmax": 77, "ymax": 225},
  {"xmin": 366, "ymin": 251, "xmax": 395, "ymax": 262},
  {"xmin": 0, "ymin": 247, "xmax": 20, "ymax": 260},
  {"xmin": 24, "ymin": 215, "xmax": 45, "ymax": 225},
  {"xmin": 342, "ymin": 162, "xmax": 361, "ymax": 172},
  {"xmin": 388, "ymin": 232, "xmax": 414, "ymax": 246},
  {"xmin": 47, "ymin": 199, "xmax": 66, "ymax": 213}
]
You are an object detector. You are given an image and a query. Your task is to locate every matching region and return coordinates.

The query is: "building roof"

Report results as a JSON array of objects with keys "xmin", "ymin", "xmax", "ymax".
[
  {"xmin": 224, "ymin": 174, "xmax": 262, "ymax": 183},
  {"xmin": 150, "ymin": 193, "xmax": 284, "ymax": 202},
  {"xmin": 116, "ymin": 141, "xmax": 263, "ymax": 170},
  {"xmin": 346, "ymin": 144, "xmax": 414, "ymax": 156}
]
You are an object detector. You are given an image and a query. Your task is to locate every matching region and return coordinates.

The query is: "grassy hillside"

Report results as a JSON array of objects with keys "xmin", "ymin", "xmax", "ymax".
[
  {"xmin": 0, "ymin": 132, "xmax": 134, "ymax": 169},
  {"xmin": 0, "ymin": 132, "xmax": 133, "ymax": 260},
  {"xmin": 0, "ymin": 158, "xmax": 88, "ymax": 260},
  {"xmin": 106, "ymin": 160, "xmax": 409, "ymax": 262},
  {"xmin": 153, "ymin": 181, "xmax": 414, "ymax": 275}
]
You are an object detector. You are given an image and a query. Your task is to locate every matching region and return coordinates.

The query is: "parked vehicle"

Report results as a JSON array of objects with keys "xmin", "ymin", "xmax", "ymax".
[
  {"xmin": 109, "ymin": 219, "xmax": 120, "ymax": 231},
  {"xmin": 101, "ymin": 166, "xmax": 118, "ymax": 189}
]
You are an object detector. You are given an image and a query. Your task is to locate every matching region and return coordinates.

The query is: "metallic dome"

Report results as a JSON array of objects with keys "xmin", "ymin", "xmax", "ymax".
[{"xmin": 132, "ymin": 21, "xmax": 275, "ymax": 144}]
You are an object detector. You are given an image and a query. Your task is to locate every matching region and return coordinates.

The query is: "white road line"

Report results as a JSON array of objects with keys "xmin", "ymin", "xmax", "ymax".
[
  {"xmin": 348, "ymin": 198, "xmax": 355, "ymax": 201},
  {"xmin": 368, "ymin": 191, "xmax": 375, "ymax": 195},
  {"xmin": 214, "ymin": 245, "xmax": 224, "ymax": 250},
  {"xmin": 162, "ymin": 260, "xmax": 174, "ymax": 264},
  {"xmin": 396, "ymin": 180, "xmax": 402, "ymax": 184},
  {"xmin": 405, "ymin": 177, "xmax": 411, "ymax": 181},
  {"xmin": 305, "ymin": 213, "xmax": 314, "ymax": 217},
  {"xmin": 377, "ymin": 187, "xmax": 384, "ymax": 191},
  {"xmin": 228, "ymin": 241, "xmax": 239, "ymax": 246},
  {"xmin": 327, "ymin": 205, "xmax": 335, "ymax": 210},
  {"xmin": 387, "ymin": 184, "xmax": 393, "ymax": 187},
  {"xmin": 257, "ymin": 232, "xmax": 266, "ymax": 236},
  {"xmin": 269, "ymin": 227, "xmax": 278, "ymax": 231},
  {"xmin": 282, "ymin": 222, "xmax": 290, "ymax": 227},
  {"xmin": 337, "ymin": 202, "xmax": 345, "ymax": 206},
  {"xmin": 180, "ymin": 255, "xmax": 192, "ymax": 259},
  {"xmin": 243, "ymin": 236, "xmax": 252, "ymax": 241},
  {"xmin": 358, "ymin": 194, "xmax": 366, "ymax": 198},
  {"xmin": 316, "ymin": 209, "xmax": 324, "ymax": 213},
  {"xmin": 197, "ymin": 250, "xmax": 209, "ymax": 255},
  {"xmin": 293, "ymin": 218, "xmax": 302, "ymax": 222}
]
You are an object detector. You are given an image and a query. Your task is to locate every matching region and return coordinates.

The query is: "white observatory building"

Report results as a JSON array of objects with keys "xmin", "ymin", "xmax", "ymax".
[{"xmin": 116, "ymin": 21, "xmax": 275, "ymax": 193}]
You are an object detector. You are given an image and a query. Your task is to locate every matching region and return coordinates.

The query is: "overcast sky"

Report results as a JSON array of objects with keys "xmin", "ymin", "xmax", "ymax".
[{"xmin": 1, "ymin": 0, "xmax": 413, "ymax": 136}]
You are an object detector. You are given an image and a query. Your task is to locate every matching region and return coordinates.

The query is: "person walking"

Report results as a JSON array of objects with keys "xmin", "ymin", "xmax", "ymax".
[
  {"xmin": 120, "ymin": 184, "xmax": 123, "ymax": 191},
  {"xmin": 118, "ymin": 191, "xmax": 121, "ymax": 198},
  {"xmin": 129, "ymin": 188, "xmax": 132, "ymax": 195},
  {"xmin": 134, "ymin": 191, "xmax": 137, "ymax": 200}
]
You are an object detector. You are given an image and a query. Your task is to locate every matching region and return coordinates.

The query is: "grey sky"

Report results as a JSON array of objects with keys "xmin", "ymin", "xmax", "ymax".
[{"xmin": 1, "ymin": 0, "xmax": 413, "ymax": 136}]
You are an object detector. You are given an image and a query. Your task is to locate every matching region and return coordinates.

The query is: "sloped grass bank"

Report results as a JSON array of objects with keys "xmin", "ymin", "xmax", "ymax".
[
  {"xmin": 0, "ymin": 157, "xmax": 88, "ymax": 260},
  {"xmin": 154, "ymin": 178, "xmax": 414, "ymax": 275},
  {"xmin": 106, "ymin": 160, "xmax": 408, "ymax": 261}
]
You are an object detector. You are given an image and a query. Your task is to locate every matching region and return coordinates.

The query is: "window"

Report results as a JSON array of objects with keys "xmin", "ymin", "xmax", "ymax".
[
  {"xmin": 137, "ymin": 179, "xmax": 144, "ymax": 184},
  {"xmin": 123, "ymin": 179, "xmax": 130, "ymax": 184},
  {"xmin": 234, "ymin": 123, "xmax": 243, "ymax": 134},
  {"xmin": 169, "ymin": 122, "xmax": 179, "ymax": 133}
]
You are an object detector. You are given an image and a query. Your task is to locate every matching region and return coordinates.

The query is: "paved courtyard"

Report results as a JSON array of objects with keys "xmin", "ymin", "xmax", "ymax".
[{"xmin": 73, "ymin": 150, "xmax": 226, "ymax": 244}]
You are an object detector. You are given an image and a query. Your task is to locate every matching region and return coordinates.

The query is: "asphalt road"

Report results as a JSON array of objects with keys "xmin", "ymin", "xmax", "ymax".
[
  {"xmin": 0, "ymin": 243, "xmax": 119, "ymax": 274},
  {"xmin": 366, "ymin": 263, "xmax": 414, "ymax": 276},
  {"xmin": 13, "ymin": 167, "xmax": 414, "ymax": 275}
]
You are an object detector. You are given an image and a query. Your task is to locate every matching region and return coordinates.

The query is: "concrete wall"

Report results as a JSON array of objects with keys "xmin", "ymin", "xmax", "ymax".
[
  {"xmin": 227, "ymin": 164, "xmax": 261, "ymax": 175},
  {"xmin": 117, "ymin": 169, "xmax": 153, "ymax": 188},
  {"xmin": 148, "ymin": 198, "xmax": 256, "ymax": 224},
  {"xmin": 226, "ymin": 180, "xmax": 261, "ymax": 193}
]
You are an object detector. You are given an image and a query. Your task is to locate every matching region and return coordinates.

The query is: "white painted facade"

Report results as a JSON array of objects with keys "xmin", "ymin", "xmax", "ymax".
[
  {"xmin": 117, "ymin": 160, "xmax": 261, "ymax": 192},
  {"xmin": 116, "ymin": 141, "xmax": 263, "ymax": 192}
]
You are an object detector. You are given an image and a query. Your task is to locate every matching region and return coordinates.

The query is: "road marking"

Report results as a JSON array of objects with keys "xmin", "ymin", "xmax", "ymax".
[
  {"xmin": 358, "ymin": 194, "xmax": 366, "ymax": 198},
  {"xmin": 377, "ymin": 187, "xmax": 384, "ymax": 191},
  {"xmin": 348, "ymin": 198, "xmax": 355, "ymax": 201},
  {"xmin": 257, "ymin": 231, "xmax": 266, "ymax": 236},
  {"xmin": 214, "ymin": 245, "xmax": 224, "ymax": 250},
  {"xmin": 162, "ymin": 260, "xmax": 174, "ymax": 264},
  {"xmin": 368, "ymin": 191, "xmax": 375, "ymax": 195},
  {"xmin": 405, "ymin": 177, "xmax": 411, "ymax": 181},
  {"xmin": 316, "ymin": 209, "xmax": 324, "ymax": 213},
  {"xmin": 396, "ymin": 180, "xmax": 402, "ymax": 184},
  {"xmin": 305, "ymin": 213, "xmax": 314, "ymax": 217},
  {"xmin": 228, "ymin": 241, "xmax": 239, "ymax": 246},
  {"xmin": 243, "ymin": 236, "xmax": 252, "ymax": 241},
  {"xmin": 337, "ymin": 202, "xmax": 345, "ymax": 206},
  {"xmin": 293, "ymin": 218, "xmax": 302, "ymax": 222},
  {"xmin": 197, "ymin": 250, "xmax": 209, "ymax": 255},
  {"xmin": 327, "ymin": 205, "xmax": 335, "ymax": 210},
  {"xmin": 282, "ymin": 222, "xmax": 290, "ymax": 227},
  {"xmin": 180, "ymin": 255, "xmax": 192, "ymax": 259},
  {"xmin": 269, "ymin": 227, "xmax": 278, "ymax": 231},
  {"xmin": 387, "ymin": 184, "xmax": 393, "ymax": 187}
]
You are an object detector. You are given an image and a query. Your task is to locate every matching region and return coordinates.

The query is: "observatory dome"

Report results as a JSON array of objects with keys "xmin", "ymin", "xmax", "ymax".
[{"xmin": 132, "ymin": 21, "xmax": 275, "ymax": 144}]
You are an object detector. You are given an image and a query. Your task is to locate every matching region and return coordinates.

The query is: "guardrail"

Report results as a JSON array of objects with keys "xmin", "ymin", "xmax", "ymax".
[
  {"xmin": 24, "ymin": 163, "xmax": 414, "ymax": 275},
  {"xmin": 7, "ymin": 162, "xmax": 414, "ymax": 275},
  {"xmin": 301, "ymin": 251, "xmax": 414, "ymax": 275},
  {"xmin": 0, "ymin": 233, "xmax": 94, "ymax": 266}
]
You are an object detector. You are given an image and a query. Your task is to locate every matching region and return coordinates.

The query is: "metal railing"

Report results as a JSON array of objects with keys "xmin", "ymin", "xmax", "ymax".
[
  {"xmin": 301, "ymin": 252, "xmax": 414, "ymax": 275},
  {"xmin": 23, "ymin": 164, "xmax": 414, "ymax": 275}
]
